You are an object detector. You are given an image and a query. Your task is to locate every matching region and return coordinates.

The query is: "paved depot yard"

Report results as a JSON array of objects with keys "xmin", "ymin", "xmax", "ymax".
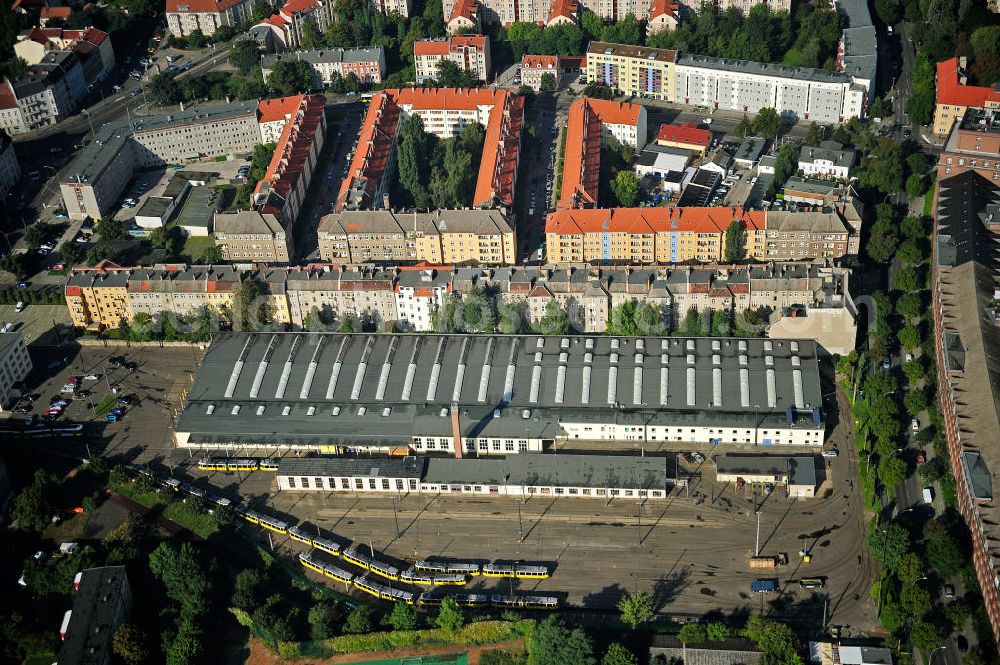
[{"xmin": 8, "ymin": 344, "xmax": 875, "ymax": 633}]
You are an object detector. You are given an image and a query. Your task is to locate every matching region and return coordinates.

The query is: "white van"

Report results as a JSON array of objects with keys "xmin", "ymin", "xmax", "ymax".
[{"xmin": 15, "ymin": 301, "xmax": 25, "ymax": 313}]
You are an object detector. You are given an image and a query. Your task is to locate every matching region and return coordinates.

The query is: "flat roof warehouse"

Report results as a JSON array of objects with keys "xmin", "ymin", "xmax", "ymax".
[{"xmin": 174, "ymin": 333, "xmax": 824, "ymax": 449}]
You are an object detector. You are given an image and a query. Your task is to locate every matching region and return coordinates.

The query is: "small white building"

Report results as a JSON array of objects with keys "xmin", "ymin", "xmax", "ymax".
[
  {"xmin": 797, "ymin": 141, "xmax": 857, "ymax": 179},
  {"xmin": 634, "ymin": 144, "xmax": 692, "ymax": 180},
  {"xmin": 394, "ymin": 269, "xmax": 451, "ymax": 331},
  {"xmin": 0, "ymin": 333, "xmax": 32, "ymax": 410}
]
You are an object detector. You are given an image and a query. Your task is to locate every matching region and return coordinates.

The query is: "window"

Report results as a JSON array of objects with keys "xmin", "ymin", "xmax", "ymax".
[
  {"xmin": 288, "ymin": 476, "xmax": 296, "ymax": 488},
  {"xmin": 341, "ymin": 478, "xmax": 349, "ymax": 489},
  {"xmin": 355, "ymin": 478, "xmax": 364, "ymax": 489},
  {"xmin": 301, "ymin": 477, "xmax": 310, "ymax": 488},
  {"xmin": 368, "ymin": 478, "xmax": 377, "ymax": 490},
  {"xmin": 381, "ymin": 478, "xmax": 390, "ymax": 490}
]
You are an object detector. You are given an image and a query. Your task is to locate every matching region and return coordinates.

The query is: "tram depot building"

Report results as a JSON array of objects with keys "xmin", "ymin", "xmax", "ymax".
[{"xmin": 174, "ymin": 332, "xmax": 826, "ymax": 454}]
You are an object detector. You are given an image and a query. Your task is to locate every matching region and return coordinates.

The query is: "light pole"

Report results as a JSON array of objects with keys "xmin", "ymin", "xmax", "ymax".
[
  {"xmin": 755, "ymin": 510, "xmax": 762, "ymax": 556},
  {"xmin": 81, "ymin": 108, "xmax": 95, "ymax": 139}
]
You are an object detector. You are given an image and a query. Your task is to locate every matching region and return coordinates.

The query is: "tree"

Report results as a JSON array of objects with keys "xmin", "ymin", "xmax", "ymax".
[
  {"xmin": 528, "ymin": 616, "xmax": 596, "ymax": 665},
  {"xmin": 900, "ymin": 584, "xmax": 931, "ymax": 616},
  {"xmin": 148, "ymin": 542, "xmax": 211, "ymax": 618},
  {"xmin": 11, "ymin": 469, "xmax": 54, "ymax": 533},
  {"xmin": 231, "ymin": 568, "xmax": 266, "ymax": 611},
  {"xmin": 901, "ymin": 215, "xmax": 928, "ymax": 239},
  {"xmin": 897, "ymin": 552, "xmax": 925, "ymax": 585},
  {"xmin": 601, "ymin": 13, "xmax": 642, "ymax": 44},
  {"xmin": 924, "ymin": 519, "xmax": 965, "ymax": 577},
  {"xmin": 389, "ymin": 601, "xmax": 420, "ymax": 630},
  {"xmin": 610, "ymin": 170, "xmax": 639, "ymax": 207},
  {"xmin": 874, "ymin": 0, "xmax": 899, "ymax": 25},
  {"xmin": 894, "ymin": 264, "xmax": 921, "ymax": 292},
  {"xmin": 804, "ymin": 121, "xmax": 823, "ymax": 145},
  {"xmin": 307, "ymin": 601, "xmax": 339, "ymax": 639},
  {"xmin": 879, "ymin": 455, "xmax": 908, "ymax": 492},
  {"xmin": 233, "ymin": 278, "xmax": 268, "ymax": 331},
  {"xmin": 112, "ymin": 624, "xmax": 149, "ymax": 665},
  {"xmin": 200, "ymin": 245, "xmax": 224, "ymax": 263},
  {"xmin": 706, "ymin": 623, "xmax": 732, "ymax": 641},
  {"xmin": 103, "ymin": 513, "xmax": 143, "ymax": 564},
  {"xmin": 602, "ymin": 643, "xmax": 638, "ymax": 665},
  {"xmin": 300, "ymin": 19, "xmax": 323, "ymax": 48},
  {"xmin": 735, "ymin": 114, "xmax": 753, "ymax": 138},
  {"xmin": 866, "ymin": 522, "xmax": 910, "ymax": 572},
  {"xmin": 898, "ymin": 324, "xmax": 922, "ymax": 351},
  {"xmin": 343, "ymin": 605, "xmax": 373, "ymax": 634},
  {"xmin": 229, "ymin": 39, "xmax": 260, "ymax": 76},
  {"xmin": 751, "ymin": 107, "xmax": 781, "ymax": 139},
  {"xmin": 859, "ymin": 139, "xmax": 904, "ymax": 194},
  {"xmin": 267, "ymin": 59, "xmax": 314, "ymax": 95},
  {"xmin": 436, "ymin": 597, "xmax": 465, "ymax": 633},
  {"xmin": 617, "ymin": 591, "xmax": 654, "ymax": 630},
  {"xmin": 436, "ymin": 59, "xmax": 474, "ymax": 86},
  {"xmin": 895, "ymin": 239, "xmax": 925, "ymax": 267},
  {"xmin": 396, "ymin": 114, "xmax": 432, "ymax": 208},
  {"xmin": 580, "ymin": 10, "xmax": 604, "ymax": 40},
  {"xmin": 537, "ymin": 299, "xmax": 571, "ymax": 335},
  {"xmin": 166, "ymin": 617, "xmax": 203, "ymax": 665},
  {"xmin": 99, "ymin": 217, "xmax": 127, "ymax": 241},
  {"xmin": 724, "ymin": 220, "xmax": 744, "ymax": 262},
  {"xmin": 741, "ymin": 617, "xmax": 798, "ymax": 661},
  {"xmin": 148, "ymin": 72, "xmax": 183, "ymax": 105},
  {"xmin": 539, "ymin": 72, "xmax": 557, "ymax": 93},
  {"xmin": 906, "ymin": 173, "xmax": 927, "ymax": 199},
  {"xmin": 678, "ymin": 623, "xmax": 707, "ymax": 644},
  {"xmin": 904, "ymin": 388, "xmax": 927, "ymax": 416},
  {"xmin": 910, "ymin": 620, "xmax": 944, "ymax": 654},
  {"xmin": 58, "ymin": 240, "xmax": 84, "ymax": 266}
]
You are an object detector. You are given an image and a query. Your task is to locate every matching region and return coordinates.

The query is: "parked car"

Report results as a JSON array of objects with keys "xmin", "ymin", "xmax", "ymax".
[
  {"xmin": 881, "ymin": 358, "xmax": 891, "ymax": 370},
  {"xmin": 84, "ymin": 374, "xmax": 101, "ymax": 381},
  {"xmin": 15, "ymin": 301, "xmax": 25, "ymax": 312},
  {"xmin": 821, "ymin": 449, "xmax": 839, "ymax": 458},
  {"xmin": 15, "ymin": 282, "xmax": 29, "ymax": 289},
  {"xmin": 916, "ymin": 450, "xmax": 927, "ymax": 465},
  {"xmin": 691, "ymin": 452, "xmax": 705, "ymax": 463},
  {"xmin": 52, "ymin": 263, "xmax": 65, "ymax": 270},
  {"xmin": 911, "ymin": 418, "xmax": 920, "ymax": 430}
]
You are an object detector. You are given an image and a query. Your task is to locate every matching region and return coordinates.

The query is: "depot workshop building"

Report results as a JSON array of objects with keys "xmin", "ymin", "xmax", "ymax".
[
  {"xmin": 275, "ymin": 454, "xmax": 676, "ymax": 499},
  {"xmin": 173, "ymin": 333, "xmax": 825, "ymax": 453}
]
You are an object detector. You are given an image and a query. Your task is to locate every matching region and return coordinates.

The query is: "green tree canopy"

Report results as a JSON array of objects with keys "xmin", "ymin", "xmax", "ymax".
[
  {"xmin": 436, "ymin": 597, "xmax": 466, "ymax": 633},
  {"xmin": 724, "ymin": 220, "xmax": 745, "ymax": 262},
  {"xmin": 229, "ymin": 39, "xmax": 260, "ymax": 76},
  {"xmin": 610, "ymin": 170, "xmax": 640, "ymax": 207},
  {"xmin": 678, "ymin": 623, "xmax": 707, "ymax": 644},
  {"xmin": 389, "ymin": 601, "xmax": 420, "ymax": 630},
  {"xmin": 617, "ymin": 591, "xmax": 654, "ymax": 629},
  {"xmin": 528, "ymin": 616, "xmax": 596, "ymax": 665},
  {"xmin": 751, "ymin": 107, "xmax": 782, "ymax": 139},
  {"xmin": 267, "ymin": 59, "xmax": 314, "ymax": 95},
  {"xmin": 602, "ymin": 643, "xmax": 638, "ymax": 665}
]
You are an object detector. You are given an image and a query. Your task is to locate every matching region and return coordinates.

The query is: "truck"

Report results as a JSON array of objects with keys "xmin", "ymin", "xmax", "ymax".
[
  {"xmin": 748, "ymin": 553, "xmax": 788, "ymax": 569},
  {"xmin": 751, "ymin": 579, "xmax": 778, "ymax": 593}
]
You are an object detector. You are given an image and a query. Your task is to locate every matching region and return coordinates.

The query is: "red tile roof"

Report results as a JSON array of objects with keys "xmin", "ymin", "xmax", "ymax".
[
  {"xmin": 935, "ymin": 57, "xmax": 1000, "ymax": 108},
  {"xmin": 449, "ymin": 0, "xmax": 476, "ymax": 22},
  {"xmin": 545, "ymin": 206, "xmax": 765, "ymax": 235},
  {"xmin": 656, "ymin": 122, "xmax": 710, "ymax": 147},
  {"xmin": 521, "ymin": 54, "xmax": 558, "ymax": 70},
  {"xmin": 280, "ymin": 0, "xmax": 318, "ymax": 13},
  {"xmin": 40, "ymin": 6, "xmax": 71, "ymax": 18},
  {"xmin": 559, "ymin": 97, "xmax": 643, "ymax": 210},
  {"xmin": 254, "ymin": 94, "xmax": 325, "ymax": 215},
  {"xmin": 648, "ymin": 0, "xmax": 678, "ymax": 18},
  {"xmin": 414, "ymin": 34, "xmax": 486, "ymax": 56},
  {"xmin": 166, "ymin": 0, "xmax": 245, "ymax": 14},
  {"xmin": 547, "ymin": 0, "xmax": 576, "ymax": 22},
  {"xmin": 0, "ymin": 80, "xmax": 17, "ymax": 111},
  {"xmin": 257, "ymin": 93, "xmax": 306, "ymax": 124},
  {"xmin": 337, "ymin": 88, "xmax": 522, "ymax": 212}
]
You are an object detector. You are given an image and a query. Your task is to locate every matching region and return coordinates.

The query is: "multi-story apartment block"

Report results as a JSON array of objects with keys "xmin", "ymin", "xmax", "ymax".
[
  {"xmin": 712, "ymin": 0, "xmax": 790, "ymax": 12},
  {"xmin": 64, "ymin": 262, "xmax": 132, "ymax": 330},
  {"xmin": 58, "ymin": 567, "xmax": 132, "ymax": 665},
  {"xmin": 937, "ymin": 108, "xmax": 1000, "ymax": 183},
  {"xmin": 252, "ymin": 94, "xmax": 326, "ymax": 227},
  {"xmin": 545, "ymin": 205, "xmax": 861, "ymax": 263},
  {"xmin": 15, "ymin": 27, "xmax": 115, "ymax": 85},
  {"xmin": 586, "ymin": 42, "xmax": 676, "ymax": 101},
  {"xmin": 832, "ymin": 0, "xmax": 877, "ymax": 105},
  {"xmin": 559, "ymin": 97, "xmax": 647, "ymax": 209},
  {"xmin": 0, "ymin": 50, "xmax": 85, "ymax": 135},
  {"xmin": 214, "ymin": 211, "xmax": 292, "ymax": 263},
  {"xmin": 442, "ymin": 0, "xmax": 651, "ymax": 25},
  {"xmin": 127, "ymin": 264, "xmax": 242, "ymax": 320},
  {"xmin": 317, "ymin": 209, "xmax": 516, "ymax": 264},
  {"xmin": 414, "ymin": 35, "xmax": 491, "ymax": 84},
  {"xmin": 0, "ymin": 333, "xmax": 32, "ymax": 410},
  {"xmin": 447, "ymin": 0, "xmax": 480, "ymax": 32},
  {"xmin": 933, "ymin": 57, "xmax": 1000, "ymax": 137},
  {"xmin": 61, "ymin": 97, "xmax": 309, "ymax": 221},
  {"xmin": 62, "ymin": 260, "xmax": 856, "ymax": 348},
  {"xmin": 261, "ymin": 47, "xmax": 386, "ymax": 87},
  {"xmin": 250, "ymin": 0, "xmax": 343, "ymax": 50},
  {"xmin": 673, "ymin": 53, "xmax": 866, "ymax": 123},
  {"xmin": 337, "ymin": 87, "xmax": 523, "ymax": 212},
  {"xmin": 520, "ymin": 54, "xmax": 559, "ymax": 92},
  {"xmin": 0, "ymin": 131, "xmax": 20, "ymax": 200},
  {"xmin": 166, "ymin": 0, "xmax": 254, "ymax": 37}
]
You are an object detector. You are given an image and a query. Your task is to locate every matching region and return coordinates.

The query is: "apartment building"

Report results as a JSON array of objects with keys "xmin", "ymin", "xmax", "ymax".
[
  {"xmin": 337, "ymin": 87, "xmax": 523, "ymax": 212},
  {"xmin": 166, "ymin": 0, "xmax": 254, "ymax": 37},
  {"xmin": 57, "ymin": 567, "xmax": 132, "ymax": 665},
  {"xmin": 283, "ymin": 265, "xmax": 398, "ymax": 329},
  {"xmin": 253, "ymin": 94, "xmax": 326, "ymax": 228},
  {"xmin": 127, "ymin": 264, "xmax": 242, "ymax": 320},
  {"xmin": 933, "ymin": 57, "xmax": 1000, "ymax": 137},
  {"xmin": 833, "ymin": 0, "xmax": 877, "ymax": 102},
  {"xmin": 372, "ymin": 0, "xmax": 412, "ymax": 16},
  {"xmin": 586, "ymin": 42, "xmax": 676, "ymax": 101},
  {"xmin": 214, "ymin": 211, "xmax": 291, "ymax": 263},
  {"xmin": 249, "ymin": 0, "xmax": 337, "ymax": 50},
  {"xmin": 937, "ymin": 108, "xmax": 1000, "ymax": 183},
  {"xmin": 0, "ymin": 131, "xmax": 20, "ymax": 200},
  {"xmin": 0, "ymin": 333, "xmax": 32, "ymax": 410},
  {"xmin": 414, "ymin": 35, "xmax": 491, "ymax": 84},
  {"xmin": 64, "ymin": 262, "xmax": 132, "ymax": 330},
  {"xmin": 317, "ymin": 209, "xmax": 516, "ymax": 264},
  {"xmin": 520, "ymin": 54, "xmax": 559, "ymax": 91},
  {"xmin": 674, "ymin": 53, "xmax": 866, "ymax": 123},
  {"xmin": 559, "ymin": 97, "xmax": 647, "ymax": 209},
  {"xmin": 14, "ymin": 27, "xmax": 115, "ymax": 85},
  {"xmin": 261, "ymin": 47, "xmax": 386, "ymax": 87},
  {"xmin": 0, "ymin": 50, "xmax": 85, "ymax": 135},
  {"xmin": 545, "ymin": 205, "xmax": 860, "ymax": 263},
  {"xmin": 713, "ymin": 0, "xmax": 790, "ymax": 12},
  {"xmin": 61, "ymin": 97, "xmax": 305, "ymax": 221},
  {"xmin": 441, "ymin": 0, "xmax": 645, "ymax": 25}
]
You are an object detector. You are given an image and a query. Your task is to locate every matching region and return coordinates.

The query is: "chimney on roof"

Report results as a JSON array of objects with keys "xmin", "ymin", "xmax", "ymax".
[{"xmin": 451, "ymin": 402, "xmax": 464, "ymax": 459}]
